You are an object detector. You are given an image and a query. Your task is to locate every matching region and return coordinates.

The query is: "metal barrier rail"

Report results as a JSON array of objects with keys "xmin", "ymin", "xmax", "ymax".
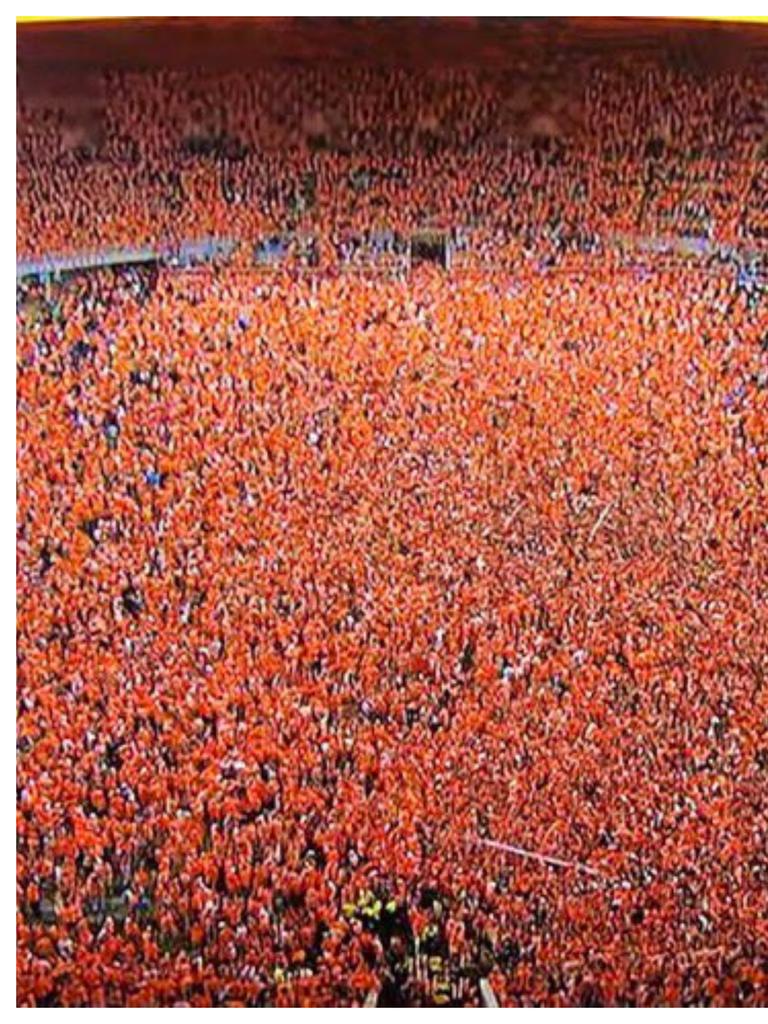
[
  {"xmin": 16, "ymin": 245, "xmax": 165, "ymax": 279},
  {"xmin": 16, "ymin": 237, "xmax": 237, "ymax": 280},
  {"xmin": 17, "ymin": 234, "xmax": 767, "ymax": 283}
]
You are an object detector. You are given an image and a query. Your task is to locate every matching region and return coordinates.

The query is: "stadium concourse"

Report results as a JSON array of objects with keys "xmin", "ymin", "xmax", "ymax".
[{"xmin": 16, "ymin": 20, "xmax": 768, "ymax": 1008}]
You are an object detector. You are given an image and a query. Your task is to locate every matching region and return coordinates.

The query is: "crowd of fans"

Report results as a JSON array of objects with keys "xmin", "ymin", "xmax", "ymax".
[
  {"xmin": 16, "ymin": 56, "xmax": 768, "ymax": 1007},
  {"xmin": 17, "ymin": 64, "xmax": 768, "ymax": 263}
]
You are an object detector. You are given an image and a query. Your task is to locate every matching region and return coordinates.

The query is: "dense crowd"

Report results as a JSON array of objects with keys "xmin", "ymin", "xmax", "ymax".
[
  {"xmin": 16, "ymin": 64, "xmax": 768, "ymax": 263},
  {"xmin": 17, "ymin": 258, "xmax": 768, "ymax": 1006},
  {"xmin": 16, "ymin": 56, "xmax": 768, "ymax": 1007}
]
